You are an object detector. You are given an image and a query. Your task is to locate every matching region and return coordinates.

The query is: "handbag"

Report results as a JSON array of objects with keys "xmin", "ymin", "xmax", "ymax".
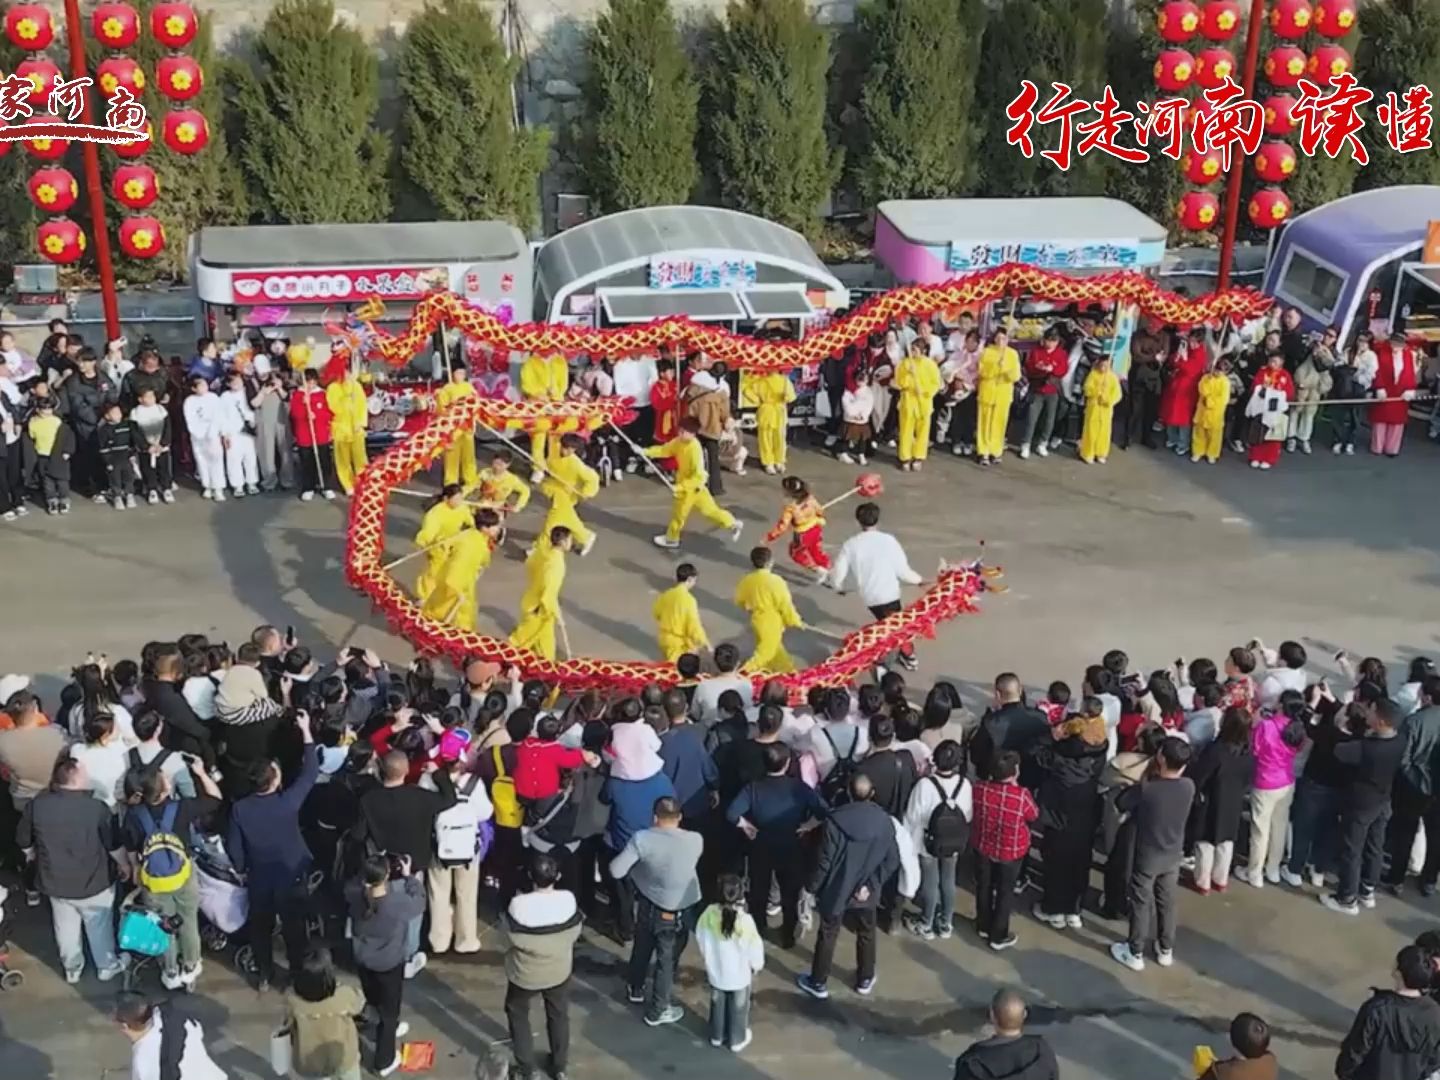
[
  {"xmin": 118, "ymin": 908, "xmax": 170, "ymax": 957},
  {"xmin": 269, "ymin": 1026, "xmax": 292, "ymax": 1077}
]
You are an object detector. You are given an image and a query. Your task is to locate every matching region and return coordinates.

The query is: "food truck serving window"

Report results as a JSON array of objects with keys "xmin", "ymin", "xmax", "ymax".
[{"xmin": 1277, "ymin": 249, "xmax": 1347, "ymax": 323}]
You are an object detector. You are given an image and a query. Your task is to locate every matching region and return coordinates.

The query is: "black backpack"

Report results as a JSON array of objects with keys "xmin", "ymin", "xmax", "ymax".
[
  {"xmin": 820, "ymin": 726, "xmax": 860, "ymax": 806},
  {"xmin": 923, "ymin": 776, "xmax": 970, "ymax": 857}
]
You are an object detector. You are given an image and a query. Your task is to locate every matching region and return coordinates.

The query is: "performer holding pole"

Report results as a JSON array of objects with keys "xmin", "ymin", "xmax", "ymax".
[
  {"xmin": 289, "ymin": 367, "xmax": 336, "ymax": 501},
  {"xmin": 520, "ymin": 352, "xmax": 570, "ymax": 483},
  {"xmin": 829, "ymin": 501, "xmax": 924, "ymax": 672},
  {"xmin": 475, "ymin": 448, "xmax": 531, "ymax": 516},
  {"xmin": 509, "ymin": 525, "xmax": 574, "ymax": 661},
  {"xmin": 536, "ymin": 433, "xmax": 600, "ymax": 556},
  {"xmin": 645, "ymin": 417, "xmax": 743, "ymax": 550},
  {"xmin": 764, "ymin": 476, "xmax": 831, "ymax": 585},
  {"xmin": 653, "ymin": 562, "xmax": 710, "ymax": 662},
  {"xmin": 421, "ymin": 508, "xmax": 503, "ymax": 631},
  {"xmin": 734, "ymin": 546, "xmax": 803, "ymax": 674},
  {"xmin": 435, "ymin": 363, "xmax": 479, "ymax": 490},
  {"xmin": 412, "ymin": 483, "xmax": 471, "ymax": 603}
]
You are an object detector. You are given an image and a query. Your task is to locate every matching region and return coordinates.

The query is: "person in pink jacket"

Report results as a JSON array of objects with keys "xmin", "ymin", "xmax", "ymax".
[{"xmin": 1242, "ymin": 693, "xmax": 1308, "ymax": 888}]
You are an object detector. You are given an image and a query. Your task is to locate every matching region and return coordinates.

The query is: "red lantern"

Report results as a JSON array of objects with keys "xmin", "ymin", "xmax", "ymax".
[
  {"xmin": 112, "ymin": 164, "xmax": 159, "ymax": 209},
  {"xmin": 119, "ymin": 215, "xmax": 165, "ymax": 260},
  {"xmin": 1154, "ymin": 49, "xmax": 1196, "ymax": 93},
  {"xmin": 1178, "ymin": 191, "xmax": 1220, "ymax": 232},
  {"xmin": 1262, "ymin": 94, "xmax": 1298, "ymax": 137},
  {"xmin": 91, "ymin": 3, "xmax": 141, "ymax": 49},
  {"xmin": 162, "ymin": 109, "xmax": 209, "ymax": 154},
  {"xmin": 1182, "ymin": 149, "xmax": 1224, "ymax": 185},
  {"xmin": 1269, "ymin": 0, "xmax": 1313, "ymax": 39},
  {"xmin": 5, "ymin": 5, "xmax": 53, "ymax": 51},
  {"xmin": 1186, "ymin": 96, "xmax": 1216, "ymax": 135},
  {"xmin": 28, "ymin": 167, "xmax": 78, "ymax": 214},
  {"xmin": 36, "ymin": 218, "xmax": 86, "ymax": 264},
  {"xmin": 97, "ymin": 56, "xmax": 146, "ymax": 98},
  {"xmin": 1253, "ymin": 141, "xmax": 1298, "ymax": 183},
  {"xmin": 149, "ymin": 2, "xmax": 197, "ymax": 49},
  {"xmin": 1248, "ymin": 188, "xmax": 1293, "ymax": 229},
  {"xmin": 1314, "ymin": 0, "xmax": 1358, "ymax": 38},
  {"xmin": 1308, "ymin": 45, "xmax": 1353, "ymax": 85},
  {"xmin": 22, "ymin": 118, "xmax": 69, "ymax": 161},
  {"xmin": 14, "ymin": 58, "xmax": 62, "ymax": 104},
  {"xmin": 1199, "ymin": 0, "xmax": 1241, "ymax": 41},
  {"xmin": 1156, "ymin": 1, "xmax": 1201, "ymax": 43},
  {"xmin": 1264, "ymin": 46, "xmax": 1308, "ymax": 88},
  {"xmin": 156, "ymin": 55, "xmax": 203, "ymax": 102},
  {"xmin": 1195, "ymin": 47, "xmax": 1237, "ymax": 90},
  {"xmin": 112, "ymin": 120, "xmax": 153, "ymax": 159}
]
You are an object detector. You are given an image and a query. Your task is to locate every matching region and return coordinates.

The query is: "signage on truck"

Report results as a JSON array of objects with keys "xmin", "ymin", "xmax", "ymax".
[{"xmin": 229, "ymin": 266, "xmax": 450, "ymax": 304}]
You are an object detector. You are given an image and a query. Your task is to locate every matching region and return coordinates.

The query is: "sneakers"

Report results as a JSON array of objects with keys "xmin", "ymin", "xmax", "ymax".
[
  {"xmin": 25, "ymin": 890, "xmax": 40, "ymax": 907},
  {"xmin": 179, "ymin": 961, "xmax": 203, "ymax": 986},
  {"xmin": 1309, "ymin": 869, "xmax": 1326, "ymax": 889},
  {"xmin": 379, "ymin": 1054, "xmax": 402, "ymax": 1078},
  {"xmin": 1279, "ymin": 868, "xmax": 1306, "ymax": 889},
  {"xmin": 1285, "ymin": 438, "xmax": 1297, "ymax": 452},
  {"xmin": 1240, "ymin": 869, "xmax": 1264, "ymax": 889},
  {"xmin": 321, "ymin": 490, "xmax": 336, "ymax": 501},
  {"xmin": 1332, "ymin": 443, "xmax": 1343, "ymax": 455},
  {"xmin": 795, "ymin": 974, "xmax": 829, "ymax": 1000},
  {"xmin": 936, "ymin": 922, "xmax": 953, "ymax": 940},
  {"xmin": 895, "ymin": 652, "xmax": 919, "ymax": 672},
  {"xmin": 903, "ymin": 913, "xmax": 935, "ymax": 941},
  {"xmin": 1264, "ymin": 868, "xmax": 1281, "ymax": 885},
  {"xmin": 731, "ymin": 1029, "xmax": 754, "ymax": 1052},
  {"xmin": 1064, "ymin": 914, "xmax": 1082, "ymax": 930},
  {"xmin": 1036, "ymin": 444, "xmax": 1049, "ymax": 458},
  {"xmin": 403, "ymin": 951, "xmax": 428, "ymax": 979},
  {"xmin": 214, "ymin": 489, "xmax": 227, "ymax": 502},
  {"xmin": 652, "ymin": 535, "xmax": 680, "ymax": 549},
  {"xmin": 1155, "ymin": 948, "xmax": 1174, "ymax": 968},
  {"xmin": 59, "ymin": 499, "xmax": 70, "ymax": 514},
  {"xmin": 644, "ymin": 1005, "xmax": 685, "ymax": 1027},
  {"xmin": 232, "ymin": 487, "xmax": 246, "ymax": 499},
  {"xmin": 625, "ymin": 984, "xmax": 645, "ymax": 1004},
  {"xmin": 812, "ymin": 568, "xmax": 829, "ymax": 587},
  {"xmin": 1, "ymin": 510, "xmax": 13, "ymax": 522},
  {"xmin": 530, "ymin": 469, "xmax": 545, "ymax": 484},
  {"xmin": 394, "ymin": 1021, "xmax": 410, "ymax": 1039},
  {"xmin": 65, "ymin": 969, "xmax": 83, "ymax": 985},
  {"xmin": 1360, "ymin": 890, "xmax": 1377, "ymax": 910},
  {"xmin": 161, "ymin": 490, "xmax": 175, "ymax": 504},
  {"xmin": 1032, "ymin": 903, "xmax": 1065, "ymax": 929},
  {"xmin": 1301, "ymin": 439, "xmax": 1312, "ymax": 455},
  {"xmin": 1231, "ymin": 439, "xmax": 1246, "ymax": 454},
  {"xmin": 855, "ymin": 976, "xmax": 876, "ymax": 996},
  {"xmin": 300, "ymin": 491, "xmax": 315, "ymax": 502},
  {"xmin": 856, "ymin": 454, "xmax": 868, "ymax": 465},
  {"xmin": 1110, "ymin": 942, "xmax": 1145, "ymax": 972},
  {"xmin": 1321, "ymin": 894, "xmax": 1359, "ymax": 916},
  {"xmin": 162, "ymin": 968, "xmax": 186, "ymax": 991},
  {"xmin": 837, "ymin": 452, "xmax": 854, "ymax": 464},
  {"xmin": 988, "ymin": 934, "xmax": 1018, "ymax": 951},
  {"xmin": 147, "ymin": 491, "xmax": 160, "ymax": 505},
  {"xmin": 97, "ymin": 961, "xmax": 125, "ymax": 982},
  {"xmin": 1018, "ymin": 445, "xmax": 1031, "ymax": 460},
  {"xmin": 728, "ymin": 521, "xmax": 744, "ymax": 543},
  {"xmin": 92, "ymin": 492, "xmax": 108, "ymax": 504},
  {"xmin": 579, "ymin": 533, "xmax": 597, "ymax": 557},
  {"xmin": 246, "ymin": 484, "xmax": 260, "ymax": 496},
  {"xmin": 125, "ymin": 493, "xmax": 137, "ymax": 508},
  {"xmin": 1345, "ymin": 443, "xmax": 1355, "ymax": 456}
]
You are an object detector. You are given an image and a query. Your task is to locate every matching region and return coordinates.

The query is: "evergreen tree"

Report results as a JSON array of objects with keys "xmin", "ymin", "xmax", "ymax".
[
  {"xmin": 397, "ymin": 0, "xmax": 549, "ymax": 230},
  {"xmin": 704, "ymin": 0, "xmax": 841, "ymax": 237},
  {"xmin": 229, "ymin": 0, "xmax": 390, "ymax": 224},
  {"xmin": 0, "ymin": 41, "xmax": 36, "ymax": 270},
  {"xmin": 853, "ymin": 0, "xmax": 986, "ymax": 201},
  {"xmin": 1356, "ymin": 0, "xmax": 1440, "ymax": 190},
  {"xmin": 581, "ymin": 0, "xmax": 698, "ymax": 212}
]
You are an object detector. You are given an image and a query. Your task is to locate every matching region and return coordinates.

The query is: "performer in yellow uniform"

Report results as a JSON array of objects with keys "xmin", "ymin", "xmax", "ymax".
[
  {"xmin": 325, "ymin": 369, "xmax": 369, "ymax": 495},
  {"xmin": 508, "ymin": 525, "xmax": 573, "ymax": 661},
  {"xmin": 734, "ymin": 546, "xmax": 804, "ymax": 674},
  {"xmin": 745, "ymin": 371, "xmax": 797, "ymax": 475},
  {"xmin": 475, "ymin": 448, "xmax": 531, "ymax": 515},
  {"xmin": 414, "ymin": 484, "xmax": 471, "ymax": 604},
  {"xmin": 536, "ymin": 433, "xmax": 599, "ymax": 556},
  {"xmin": 975, "ymin": 329, "xmax": 1021, "ymax": 465},
  {"xmin": 644, "ymin": 417, "xmax": 744, "ymax": 549},
  {"xmin": 653, "ymin": 562, "xmax": 709, "ymax": 662},
  {"xmin": 1078, "ymin": 356, "xmax": 1124, "ymax": 464},
  {"xmin": 1190, "ymin": 360, "xmax": 1233, "ymax": 464},
  {"xmin": 894, "ymin": 340, "xmax": 943, "ymax": 470},
  {"xmin": 520, "ymin": 353, "xmax": 569, "ymax": 482},
  {"xmin": 435, "ymin": 363, "xmax": 479, "ymax": 489},
  {"xmin": 421, "ymin": 508, "xmax": 502, "ymax": 631}
]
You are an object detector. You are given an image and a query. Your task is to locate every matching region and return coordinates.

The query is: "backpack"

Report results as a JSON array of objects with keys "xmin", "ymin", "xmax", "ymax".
[
  {"xmin": 820, "ymin": 726, "xmax": 860, "ymax": 806},
  {"xmin": 434, "ymin": 774, "xmax": 487, "ymax": 864},
  {"xmin": 491, "ymin": 746, "xmax": 524, "ymax": 829},
  {"xmin": 136, "ymin": 800, "xmax": 192, "ymax": 894},
  {"xmin": 923, "ymin": 776, "xmax": 970, "ymax": 857},
  {"xmin": 128, "ymin": 746, "xmax": 173, "ymax": 780}
]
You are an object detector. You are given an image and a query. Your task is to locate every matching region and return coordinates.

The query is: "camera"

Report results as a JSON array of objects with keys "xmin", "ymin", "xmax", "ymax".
[{"xmin": 386, "ymin": 852, "xmax": 408, "ymax": 879}]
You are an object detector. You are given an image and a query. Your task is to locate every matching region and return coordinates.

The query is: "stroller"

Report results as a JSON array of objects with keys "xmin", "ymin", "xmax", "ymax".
[
  {"xmin": 117, "ymin": 887, "xmax": 185, "ymax": 992},
  {"xmin": 192, "ymin": 831, "xmax": 248, "ymax": 954},
  {"xmin": 0, "ymin": 884, "xmax": 24, "ymax": 991}
]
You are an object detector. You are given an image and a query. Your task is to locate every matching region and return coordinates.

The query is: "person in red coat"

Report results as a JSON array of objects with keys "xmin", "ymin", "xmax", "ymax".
[
  {"xmin": 1369, "ymin": 331, "xmax": 1421, "ymax": 458},
  {"xmin": 649, "ymin": 365, "xmax": 679, "ymax": 472},
  {"xmin": 1159, "ymin": 331, "xmax": 1207, "ymax": 455},
  {"xmin": 288, "ymin": 367, "xmax": 336, "ymax": 501},
  {"xmin": 1020, "ymin": 326, "xmax": 1070, "ymax": 459}
]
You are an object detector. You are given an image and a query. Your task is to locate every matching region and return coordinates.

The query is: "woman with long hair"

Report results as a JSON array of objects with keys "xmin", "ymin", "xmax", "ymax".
[
  {"xmin": 64, "ymin": 661, "xmax": 135, "ymax": 745},
  {"xmin": 346, "ymin": 852, "xmax": 424, "ymax": 1077},
  {"xmin": 696, "ymin": 872, "xmax": 763, "ymax": 1052},
  {"xmin": 1188, "ymin": 708, "xmax": 1256, "ymax": 893},
  {"xmin": 285, "ymin": 946, "xmax": 365, "ymax": 1080},
  {"xmin": 1031, "ymin": 700, "xmax": 1108, "ymax": 928},
  {"xmin": 1242, "ymin": 691, "xmax": 1309, "ymax": 887}
]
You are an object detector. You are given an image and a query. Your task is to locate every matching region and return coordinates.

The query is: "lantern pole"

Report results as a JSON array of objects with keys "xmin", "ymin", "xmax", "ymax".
[
  {"xmin": 63, "ymin": 0, "xmax": 121, "ymax": 340},
  {"xmin": 1215, "ymin": 0, "xmax": 1267, "ymax": 291}
]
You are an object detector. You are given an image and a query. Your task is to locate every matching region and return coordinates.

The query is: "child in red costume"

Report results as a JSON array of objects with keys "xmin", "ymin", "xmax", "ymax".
[
  {"xmin": 765, "ymin": 475, "xmax": 830, "ymax": 584},
  {"xmin": 1369, "ymin": 331, "xmax": 1420, "ymax": 458},
  {"xmin": 649, "ymin": 365, "xmax": 679, "ymax": 472},
  {"xmin": 1245, "ymin": 352, "xmax": 1294, "ymax": 470}
]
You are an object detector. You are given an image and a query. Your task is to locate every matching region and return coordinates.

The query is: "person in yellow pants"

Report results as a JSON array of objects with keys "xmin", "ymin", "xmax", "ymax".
[
  {"xmin": 1078, "ymin": 356, "xmax": 1124, "ymax": 464},
  {"xmin": 508, "ymin": 525, "xmax": 573, "ymax": 661},
  {"xmin": 895, "ymin": 340, "xmax": 943, "ymax": 471},
  {"xmin": 1190, "ymin": 360, "xmax": 1233, "ymax": 464},
  {"xmin": 414, "ymin": 484, "xmax": 471, "ymax": 604},
  {"xmin": 520, "ymin": 353, "xmax": 569, "ymax": 483},
  {"xmin": 976, "ymin": 328, "xmax": 1022, "ymax": 466},
  {"xmin": 734, "ymin": 546, "xmax": 803, "ymax": 674},
  {"xmin": 534, "ymin": 433, "xmax": 599, "ymax": 557},
  {"xmin": 653, "ymin": 562, "xmax": 710, "ymax": 662},
  {"xmin": 644, "ymin": 417, "xmax": 744, "ymax": 549},
  {"xmin": 435, "ymin": 364, "xmax": 479, "ymax": 490},
  {"xmin": 421, "ymin": 508, "xmax": 502, "ymax": 630},
  {"xmin": 326, "ymin": 368, "xmax": 369, "ymax": 495},
  {"xmin": 745, "ymin": 370, "xmax": 797, "ymax": 475}
]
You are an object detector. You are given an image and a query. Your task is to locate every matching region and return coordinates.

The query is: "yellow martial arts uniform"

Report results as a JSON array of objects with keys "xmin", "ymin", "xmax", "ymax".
[
  {"xmin": 653, "ymin": 583, "xmax": 709, "ymax": 662},
  {"xmin": 734, "ymin": 567, "xmax": 802, "ymax": 674},
  {"xmin": 1078, "ymin": 367, "xmax": 1124, "ymax": 463},
  {"xmin": 477, "ymin": 465, "xmax": 530, "ymax": 513},
  {"xmin": 521, "ymin": 354, "xmax": 569, "ymax": 466},
  {"xmin": 645, "ymin": 437, "xmax": 736, "ymax": 543},
  {"xmin": 509, "ymin": 543, "xmax": 567, "ymax": 661},
  {"xmin": 894, "ymin": 353, "xmax": 943, "ymax": 462},
  {"xmin": 746, "ymin": 372, "xmax": 796, "ymax": 470},
  {"xmin": 326, "ymin": 375, "xmax": 369, "ymax": 494},
  {"xmin": 537, "ymin": 444, "xmax": 599, "ymax": 552},
  {"xmin": 1190, "ymin": 370, "xmax": 1231, "ymax": 463},
  {"xmin": 976, "ymin": 344, "xmax": 1021, "ymax": 459},
  {"xmin": 414, "ymin": 500, "xmax": 472, "ymax": 604},
  {"xmin": 435, "ymin": 379, "xmax": 479, "ymax": 489},
  {"xmin": 422, "ymin": 529, "xmax": 493, "ymax": 631}
]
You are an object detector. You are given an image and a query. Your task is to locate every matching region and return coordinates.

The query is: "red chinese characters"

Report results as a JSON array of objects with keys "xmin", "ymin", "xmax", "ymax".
[
  {"xmin": 1292, "ymin": 72, "xmax": 1372, "ymax": 164},
  {"xmin": 1376, "ymin": 86, "xmax": 1434, "ymax": 154},
  {"xmin": 1190, "ymin": 77, "xmax": 1263, "ymax": 171}
]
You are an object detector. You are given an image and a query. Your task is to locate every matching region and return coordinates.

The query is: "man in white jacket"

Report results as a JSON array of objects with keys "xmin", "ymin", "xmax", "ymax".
[
  {"xmin": 829, "ymin": 501, "xmax": 924, "ymax": 671},
  {"xmin": 181, "ymin": 375, "xmax": 227, "ymax": 501},
  {"xmin": 217, "ymin": 372, "xmax": 260, "ymax": 497}
]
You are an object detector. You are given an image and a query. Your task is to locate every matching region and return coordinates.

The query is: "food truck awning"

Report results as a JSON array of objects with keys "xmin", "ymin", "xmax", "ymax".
[
  {"xmin": 195, "ymin": 222, "xmax": 525, "ymax": 267},
  {"xmin": 536, "ymin": 206, "xmax": 846, "ymax": 321},
  {"xmin": 599, "ymin": 289, "xmax": 748, "ymax": 323}
]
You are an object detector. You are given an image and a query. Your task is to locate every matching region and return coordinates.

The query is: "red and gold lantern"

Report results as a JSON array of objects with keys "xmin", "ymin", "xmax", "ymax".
[
  {"xmin": 112, "ymin": 164, "xmax": 159, "ymax": 209},
  {"xmin": 149, "ymin": 2, "xmax": 197, "ymax": 49},
  {"xmin": 97, "ymin": 56, "xmax": 146, "ymax": 98},
  {"xmin": 112, "ymin": 120, "xmax": 153, "ymax": 159},
  {"xmin": 36, "ymin": 218, "xmax": 86, "ymax": 264},
  {"xmin": 22, "ymin": 118, "xmax": 69, "ymax": 161},
  {"xmin": 1248, "ymin": 188, "xmax": 1293, "ymax": 229},
  {"xmin": 1194, "ymin": 47, "xmax": 1236, "ymax": 89},
  {"xmin": 5, "ymin": 5, "xmax": 54, "ymax": 50},
  {"xmin": 1262, "ymin": 94, "xmax": 1298, "ymax": 137},
  {"xmin": 156, "ymin": 55, "xmax": 203, "ymax": 102},
  {"xmin": 1313, "ymin": 0, "xmax": 1357, "ymax": 38},
  {"xmin": 1308, "ymin": 44, "xmax": 1353, "ymax": 85},
  {"xmin": 162, "ymin": 109, "xmax": 208, "ymax": 154},
  {"xmin": 1253, "ymin": 141, "xmax": 1298, "ymax": 183},
  {"xmin": 1154, "ymin": 49, "xmax": 1196, "ymax": 93},
  {"xmin": 1178, "ymin": 191, "xmax": 1220, "ymax": 232},
  {"xmin": 1199, "ymin": 0, "xmax": 1241, "ymax": 41},
  {"xmin": 1269, "ymin": 0, "xmax": 1313, "ymax": 39},
  {"xmin": 28, "ymin": 167, "xmax": 78, "ymax": 214},
  {"xmin": 1264, "ymin": 46, "xmax": 1308, "ymax": 88},
  {"xmin": 1156, "ymin": 1, "xmax": 1201, "ymax": 43},
  {"xmin": 119, "ymin": 215, "xmax": 165, "ymax": 260},
  {"xmin": 91, "ymin": 3, "xmax": 141, "ymax": 49},
  {"xmin": 1182, "ymin": 149, "xmax": 1224, "ymax": 185},
  {"xmin": 15, "ymin": 58, "xmax": 62, "ymax": 104}
]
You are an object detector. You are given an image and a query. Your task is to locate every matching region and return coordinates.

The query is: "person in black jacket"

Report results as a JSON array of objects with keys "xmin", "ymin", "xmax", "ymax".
[
  {"xmin": 61, "ymin": 347, "xmax": 117, "ymax": 499},
  {"xmin": 972, "ymin": 674, "xmax": 1049, "ymax": 789},
  {"xmin": 858, "ymin": 714, "xmax": 918, "ymax": 819},
  {"xmin": 1285, "ymin": 687, "xmax": 1362, "ymax": 889},
  {"xmin": 1336, "ymin": 945, "xmax": 1440, "ymax": 1080},
  {"xmin": 1188, "ymin": 708, "xmax": 1257, "ymax": 893},
  {"xmin": 1031, "ymin": 702, "xmax": 1107, "ymax": 927},
  {"xmin": 142, "ymin": 644, "xmax": 215, "ymax": 770},
  {"xmin": 954, "ymin": 989, "xmax": 1059, "ymax": 1080},
  {"xmin": 96, "ymin": 401, "xmax": 138, "ymax": 510}
]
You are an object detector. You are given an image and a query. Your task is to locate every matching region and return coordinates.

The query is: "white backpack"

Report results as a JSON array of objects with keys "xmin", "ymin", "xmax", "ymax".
[{"xmin": 434, "ymin": 774, "xmax": 491, "ymax": 864}]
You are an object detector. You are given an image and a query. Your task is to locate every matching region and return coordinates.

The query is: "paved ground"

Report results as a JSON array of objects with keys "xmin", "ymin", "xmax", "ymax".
[{"xmin": 3, "ymin": 428, "xmax": 1439, "ymax": 1079}]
